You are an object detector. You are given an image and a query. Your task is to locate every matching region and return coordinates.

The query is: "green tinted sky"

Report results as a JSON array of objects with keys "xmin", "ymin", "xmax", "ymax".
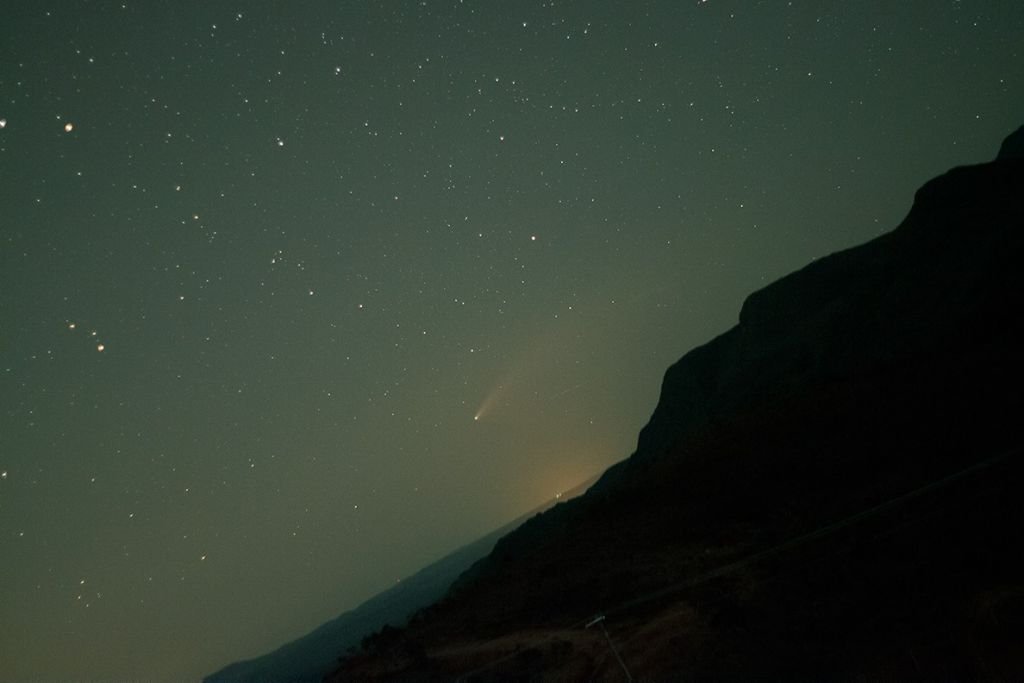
[{"xmin": 1, "ymin": 1, "xmax": 1022, "ymax": 679}]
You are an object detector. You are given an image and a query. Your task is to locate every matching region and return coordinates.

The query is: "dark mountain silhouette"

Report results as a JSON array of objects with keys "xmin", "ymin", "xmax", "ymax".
[
  {"xmin": 332, "ymin": 127, "xmax": 1024, "ymax": 681},
  {"xmin": 204, "ymin": 477, "xmax": 598, "ymax": 683},
  {"xmin": 998, "ymin": 124, "xmax": 1024, "ymax": 160}
]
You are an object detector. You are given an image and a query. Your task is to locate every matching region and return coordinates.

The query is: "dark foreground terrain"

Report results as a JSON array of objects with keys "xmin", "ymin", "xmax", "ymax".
[{"xmin": 331, "ymin": 128, "xmax": 1024, "ymax": 681}]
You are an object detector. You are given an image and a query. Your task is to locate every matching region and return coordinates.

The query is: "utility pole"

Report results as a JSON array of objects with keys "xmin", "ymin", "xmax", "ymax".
[{"xmin": 585, "ymin": 615, "xmax": 633, "ymax": 682}]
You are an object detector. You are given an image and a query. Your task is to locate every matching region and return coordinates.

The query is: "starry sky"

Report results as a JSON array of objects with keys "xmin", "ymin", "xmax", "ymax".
[{"xmin": 1, "ymin": 1, "xmax": 1021, "ymax": 680}]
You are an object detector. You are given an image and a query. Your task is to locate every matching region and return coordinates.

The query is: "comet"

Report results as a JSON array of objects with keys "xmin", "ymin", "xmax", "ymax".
[{"xmin": 472, "ymin": 384, "xmax": 504, "ymax": 422}]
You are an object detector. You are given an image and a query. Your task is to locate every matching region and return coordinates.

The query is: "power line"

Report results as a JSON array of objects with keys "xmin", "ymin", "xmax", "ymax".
[{"xmin": 586, "ymin": 615, "xmax": 633, "ymax": 682}]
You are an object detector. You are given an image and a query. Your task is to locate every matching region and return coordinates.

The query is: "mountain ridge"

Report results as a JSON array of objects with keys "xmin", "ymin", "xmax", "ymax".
[{"xmin": 331, "ymin": 127, "xmax": 1024, "ymax": 680}]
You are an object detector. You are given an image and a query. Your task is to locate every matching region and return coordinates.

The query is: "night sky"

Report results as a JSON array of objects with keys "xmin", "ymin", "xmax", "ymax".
[{"xmin": 1, "ymin": 1, "xmax": 1021, "ymax": 680}]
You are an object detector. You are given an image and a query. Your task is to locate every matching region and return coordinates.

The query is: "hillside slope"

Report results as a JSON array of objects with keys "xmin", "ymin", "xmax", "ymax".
[
  {"xmin": 333, "ymin": 129, "xmax": 1024, "ymax": 680},
  {"xmin": 205, "ymin": 478, "xmax": 597, "ymax": 683}
]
